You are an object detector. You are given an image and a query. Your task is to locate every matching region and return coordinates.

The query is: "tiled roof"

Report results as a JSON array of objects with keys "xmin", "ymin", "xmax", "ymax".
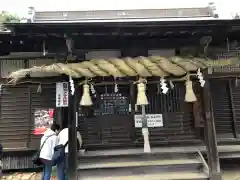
[{"xmin": 33, "ymin": 7, "xmax": 216, "ymax": 23}]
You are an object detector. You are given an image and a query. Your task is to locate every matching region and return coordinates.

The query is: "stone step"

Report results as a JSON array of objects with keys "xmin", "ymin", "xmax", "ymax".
[
  {"xmin": 79, "ymin": 149, "xmax": 201, "ymax": 161},
  {"xmin": 78, "ymin": 151, "xmax": 208, "ymax": 180},
  {"xmin": 79, "ymin": 163, "xmax": 204, "ymax": 175},
  {"xmin": 78, "ymin": 146, "xmax": 205, "ymax": 158},
  {"xmin": 219, "ymin": 151, "xmax": 240, "ymax": 159},
  {"xmin": 79, "ymin": 157, "xmax": 202, "ymax": 170},
  {"xmin": 78, "ymin": 171, "xmax": 208, "ymax": 180}
]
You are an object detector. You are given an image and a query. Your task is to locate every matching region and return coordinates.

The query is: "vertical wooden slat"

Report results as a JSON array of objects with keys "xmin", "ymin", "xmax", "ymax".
[
  {"xmin": 228, "ymin": 80, "xmax": 238, "ymax": 138},
  {"xmin": 0, "ymin": 85, "xmax": 29, "ymax": 149},
  {"xmin": 130, "ymin": 83, "xmax": 136, "ymax": 142},
  {"xmin": 25, "ymin": 59, "xmax": 31, "ymax": 148},
  {"xmin": 202, "ymin": 79, "xmax": 221, "ymax": 180},
  {"xmin": 0, "ymin": 60, "xmax": 24, "ymax": 78},
  {"xmin": 27, "ymin": 87, "xmax": 32, "ymax": 148},
  {"xmin": 230, "ymin": 78, "xmax": 240, "ymax": 135},
  {"xmin": 210, "ymin": 80, "xmax": 233, "ymax": 138}
]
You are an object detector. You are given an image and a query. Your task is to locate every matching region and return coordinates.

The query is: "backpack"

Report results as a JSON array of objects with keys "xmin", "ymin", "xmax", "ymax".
[{"xmin": 52, "ymin": 141, "xmax": 68, "ymax": 165}]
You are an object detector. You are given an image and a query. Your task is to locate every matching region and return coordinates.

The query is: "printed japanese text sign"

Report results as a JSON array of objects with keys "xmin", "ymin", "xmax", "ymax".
[
  {"xmin": 134, "ymin": 114, "xmax": 163, "ymax": 128},
  {"xmin": 56, "ymin": 82, "xmax": 69, "ymax": 107}
]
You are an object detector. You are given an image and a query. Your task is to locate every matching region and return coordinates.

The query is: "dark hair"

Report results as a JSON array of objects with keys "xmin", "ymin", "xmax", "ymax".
[
  {"xmin": 51, "ymin": 124, "xmax": 60, "ymax": 132},
  {"xmin": 76, "ymin": 126, "xmax": 81, "ymax": 132}
]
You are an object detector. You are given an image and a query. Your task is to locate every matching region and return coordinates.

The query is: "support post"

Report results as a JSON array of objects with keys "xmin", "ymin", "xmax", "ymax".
[
  {"xmin": 56, "ymin": 53, "xmax": 64, "ymax": 128},
  {"xmin": 68, "ymin": 81, "xmax": 77, "ymax": 180},
  {"xmin": 202, "ymin": 78, "xmax": 221, "ymax": 180},
  {"xmin": 228, "ymin": 80, "xmax": 238, "ymax": 138}
]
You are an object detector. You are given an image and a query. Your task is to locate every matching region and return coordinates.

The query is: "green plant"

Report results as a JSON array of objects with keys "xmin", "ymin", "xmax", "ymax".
[{"xmin": 0, "ymin": 11, "xmax": 22, "ymax": 23}]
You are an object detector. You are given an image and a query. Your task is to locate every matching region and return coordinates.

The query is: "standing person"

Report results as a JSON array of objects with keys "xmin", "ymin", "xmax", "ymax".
[
  {"xmin": 76, "ymin": 127, "xmax": 83, "ymax": 151},
  {"xmin": 56, "ymin": 127, "xmax": 68, "ymax": 180},
  {"xmin": 57, "ymin": 127, "xmax": 82, "ymax": 180},
  {"xmin": 40, "ymin": 124, "xmax": 60, "ymax": 180}
]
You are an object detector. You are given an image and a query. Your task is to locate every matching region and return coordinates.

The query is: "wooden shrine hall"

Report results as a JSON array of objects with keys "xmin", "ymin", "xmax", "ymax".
[{"xmin": 2, "ymin": 8, "xmax": 240, "ymax": 180}]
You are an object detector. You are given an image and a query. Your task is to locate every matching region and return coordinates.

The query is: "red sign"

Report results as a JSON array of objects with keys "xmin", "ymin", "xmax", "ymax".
[{"xmin": 34, "ymin": 109, "xmax": 55, "ymax": 135}]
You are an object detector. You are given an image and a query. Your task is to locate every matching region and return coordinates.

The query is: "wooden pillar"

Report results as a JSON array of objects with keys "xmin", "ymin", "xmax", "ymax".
[
  {"xmin": 56, "ymin": 53, "xmax": 65, "ymax": 128},
  {"xmin": 202, "ymin": 76, "xmax": 221, "ymax": 180},
  {"xmin": 67, "ymin": 80, "xmax": 77, "ymax": 180}
]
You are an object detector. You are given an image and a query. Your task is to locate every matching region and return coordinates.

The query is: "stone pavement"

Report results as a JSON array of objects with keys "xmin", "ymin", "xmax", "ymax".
[
  {"xmin": 223, "ymin": 170, "xmax": 240, "ymax": 180},
  {"xmin": 1, "ymin": 167, "xmax": 240, "ymax": 180},
  {"xmin": 221, "ymin": 160, "xmax": 240, "ymax": 180},
  {"xmin": 2, "ymin": 172, "xmax": 56, "ymax": 180}
]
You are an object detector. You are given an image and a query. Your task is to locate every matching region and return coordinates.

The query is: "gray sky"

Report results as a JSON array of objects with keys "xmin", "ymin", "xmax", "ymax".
[{"xmin": 0, "ymin": 0, "xmax": 239, "ymax": 19}]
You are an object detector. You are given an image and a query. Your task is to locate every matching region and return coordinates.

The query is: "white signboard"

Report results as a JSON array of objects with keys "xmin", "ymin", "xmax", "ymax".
[
  {"xmin": 134, "ymin": 114, "xmax": 163, "ymax": 128},
  {"xmin": 56, "ymin": 82, "xmax": 69, "ymax": 107}
]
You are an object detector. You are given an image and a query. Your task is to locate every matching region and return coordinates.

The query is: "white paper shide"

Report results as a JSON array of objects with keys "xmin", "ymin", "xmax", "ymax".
[{"xmin": 56, "ymin": 82, "xmax": 69, "ymax": 107}]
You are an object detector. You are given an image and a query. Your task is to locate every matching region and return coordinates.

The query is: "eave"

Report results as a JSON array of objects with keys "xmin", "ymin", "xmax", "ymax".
[{"xmin": 5, "ymin": 19, "xmax": 240, "ymax": 38}]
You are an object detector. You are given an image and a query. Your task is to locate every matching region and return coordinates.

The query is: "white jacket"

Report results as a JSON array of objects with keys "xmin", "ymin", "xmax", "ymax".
[
  {"xmin": 58, "ymin": 128, "xmax": 68, "ymax": 153},
  {"xmin": 39, "ymin": 129, "xmax": 58, "ymax": 160},
  {"xmin": 57, "ymin": 128, "xmax": 82, "ymax": 153}
]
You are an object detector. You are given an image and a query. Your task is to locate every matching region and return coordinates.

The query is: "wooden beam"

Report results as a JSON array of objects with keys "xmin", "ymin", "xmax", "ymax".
[
  {"xmin": 202, "ymin": 77, "xmax": 221, "ymax": 180},
  {"xmin": 0, "ymin": 52, "xmax": 62, "ymax": 60},
  {"xmin": 208, "ymin": 72, "xmax": 240, "ymax": 78},
  {"xmin": 2, "ymin": 34, "xmax": 233, "ymax": 54},
  {"xmin": 228, "ymin": 80, "xmax": 238, "ymax": 138}
]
